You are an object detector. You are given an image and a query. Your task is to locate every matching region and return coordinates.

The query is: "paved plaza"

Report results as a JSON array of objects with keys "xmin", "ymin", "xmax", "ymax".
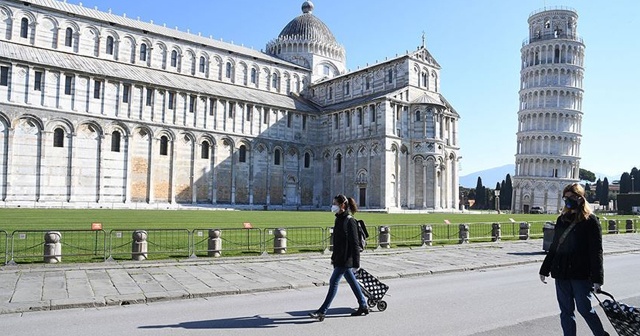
[{"xmin": 1, "ymin": 234, "xmax": 639, "ymax": 315}]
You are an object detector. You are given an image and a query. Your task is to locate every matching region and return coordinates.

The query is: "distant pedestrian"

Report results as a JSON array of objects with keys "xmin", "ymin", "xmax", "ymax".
[
  {"xmin": 539, "ymin": 183, "xmax": 609, "ymax": 336},
  {"xmin": 309, "ymin": 194, "xmax": 369, "ymax": 321}
]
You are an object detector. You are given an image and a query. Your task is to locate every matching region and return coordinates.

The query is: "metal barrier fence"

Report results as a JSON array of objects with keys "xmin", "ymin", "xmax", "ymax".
[
  {"xmin": 9, "ymin": 230, "xmax": 107, "ymax": 263},
  {"xmin": 1, "ymin": 220, "xmax": 638, "ymax": 264},
  {"xmin": 0, "ymin": 230, "xmax": 7, "ymax": 265},
  {"xmin": 191, "ymin": 228, "xmax": 263, "ymax": 257},
  {"xmin": 264, "ymin": 227, "xmax": 327, "ymax": 253},
  {"xmin": 107, "ymin": 229, "xmax": 191, "ymax": 260}
]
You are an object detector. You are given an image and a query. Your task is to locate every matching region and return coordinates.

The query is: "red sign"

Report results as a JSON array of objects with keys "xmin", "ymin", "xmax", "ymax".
[
  {"xmin": 243, "ymin": 222, "xmax": 252, "ymax": 229},
  {"xmin": 91, "ymin": 222, "xmax": 102, "ymax": 231}
]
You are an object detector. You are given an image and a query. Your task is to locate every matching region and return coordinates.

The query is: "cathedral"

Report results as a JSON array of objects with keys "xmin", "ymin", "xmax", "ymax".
[{"xmin": 0, "ymin": 0, "xmax": 461, "ymax": 210}]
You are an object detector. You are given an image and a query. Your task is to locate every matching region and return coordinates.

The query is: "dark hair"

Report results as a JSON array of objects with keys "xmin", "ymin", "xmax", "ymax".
[
  {"xmin": 334, "ymin": 194, "xmax": 358, "ymax": 214},
  {"xmin": 562, "ymin": 182, "xmax": 591, "ymax": 221}
]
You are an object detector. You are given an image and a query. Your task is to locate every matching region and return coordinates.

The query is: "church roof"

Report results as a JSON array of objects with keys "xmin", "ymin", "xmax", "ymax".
[
  {"xmin": 411, "ymin": 92, "xmax": 446, "ymax": 106},
  {"xmin": 0, "ymin": 42, "xmax": 318, "ymax": 113},
  {"xmin": 277, "ymin": 2, "xmax": 338, "ymax": 45}
]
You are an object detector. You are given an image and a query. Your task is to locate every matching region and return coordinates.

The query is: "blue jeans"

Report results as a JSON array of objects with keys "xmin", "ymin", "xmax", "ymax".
[
  {"xmin": 555, "ymin": 279, "xmax": 607, "ymax": 336},
  {"xmin": 317, "ymin": 266, "xmax": 367, "ymax": 314}
]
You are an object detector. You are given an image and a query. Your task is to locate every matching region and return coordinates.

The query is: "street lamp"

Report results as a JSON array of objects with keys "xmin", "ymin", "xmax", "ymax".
[{"xmin": 494, "ymin": 189, "xmax": 501, "ymax": 214}]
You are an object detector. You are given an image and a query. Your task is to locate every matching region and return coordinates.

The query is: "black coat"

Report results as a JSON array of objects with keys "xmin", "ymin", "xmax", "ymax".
[
  {"xmin": 331, "ymin": 211, "xmax": 361, "ymax": 268},
  {"xmin": 539, "ymin": 213, "xmax": 604, "ymax": 284}
]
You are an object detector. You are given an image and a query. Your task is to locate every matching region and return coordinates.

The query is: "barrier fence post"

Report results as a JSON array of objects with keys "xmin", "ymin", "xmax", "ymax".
[
  {"xmin": 608, "ymin": 220, "xmax": 618, "ymax": 234},
  {"xmin": 458, "ymin": 224, "xmax": 469, "ymax": 244},
  {"xmin": 491, "ymin": 223, "xmax": 501, "ymax": 242},
  {"xmin": 208, "ymin": 229, "xmax": 222, "ymax": 257},
  {"xmin": 421, "ymin": 225, "xmax": 433, "ymax": 246},
  {"xmin": 273, "ymin": 228, "xmax": 287, "ymax": 254},
  {"xmin": 132, "ymin": 230, "xmax": 148, "ymax": 261},
  {"xmin": 626, "ymin": 219, "xmax": 635, "ymax": 233},
  {"xmin": 519, "ymin": 222, "xmax": 531, "ymax": 240},
  {"xmin": 44, "ymin": 231, "xmax": 62, "ymax": 263},
  {"xmin": 378, "ymin": 226, "xmax": 391, "ymax": 248}
]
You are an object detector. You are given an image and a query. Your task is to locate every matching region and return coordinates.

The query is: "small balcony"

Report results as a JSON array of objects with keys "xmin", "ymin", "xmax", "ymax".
[{"xmin": 522, "ymin": 32, "xmax": 584, "ymax": 47}]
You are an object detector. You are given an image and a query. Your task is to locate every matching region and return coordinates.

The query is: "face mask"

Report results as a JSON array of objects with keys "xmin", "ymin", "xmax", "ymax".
[
  {"xmin": 564, "ymin": 197, "xmax": 579, "ymax": 209},
  {"xmin": 330, "ymin": 205, "xmax": 340, "ymax": 213}
]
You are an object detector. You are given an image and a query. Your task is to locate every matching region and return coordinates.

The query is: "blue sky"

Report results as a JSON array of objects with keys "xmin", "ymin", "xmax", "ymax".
[{"xmin": 68, "ymin": 0, "xmax": 639, "ymax": 180}]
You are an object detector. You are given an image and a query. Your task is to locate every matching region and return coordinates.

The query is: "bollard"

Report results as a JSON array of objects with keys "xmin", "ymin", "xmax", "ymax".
[
  {"xmin": 458, "ymin": 224, "xmax": 469, "ymax": 244},
  {"xmin": 273, "ymin": 228, "xmax": 287, "ymax": 254},
  {"xmin": 491, "ymin": 223, "xmax": 501, "ymax": 242},
  {"xmin": 542, "ymin": 221, "xmax": 555, "ymax": 252},
  {"xmin": 519, "ymin": 222, "xmax": 530, "ymax": 240},
  {"xmin": 626, "ymin": 219, "xmax": 635, "ymax": 233},
  {"xmin": 378, "ymin": 226, "xmax": 391, "ymax": 248},
  {"xmin": 421, "ymin": 225, "xmax": 433, "ymax": 246},
  {"xmin": 132, "ymin": 230, "xmax": 148, "ymax": 261},
  {"xmin": 208, "ymin": 229, "xmax": 222, "ymax": 257},
  {"xmin": 608, "ymin": 220, "xmax": 618, "ymax": 234},
  {"xmin": 44, "ymin": 231, "xmax": 62, "ymax": 263}
]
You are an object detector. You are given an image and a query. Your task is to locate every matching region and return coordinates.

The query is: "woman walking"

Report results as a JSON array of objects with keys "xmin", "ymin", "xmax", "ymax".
[
  {"xmin": 309, "ymin": 194, "xmax": 369, "ymax": 321},
  {"xmin": 539, "ymin": 183, "xmax": 609, "ymax": 336}
]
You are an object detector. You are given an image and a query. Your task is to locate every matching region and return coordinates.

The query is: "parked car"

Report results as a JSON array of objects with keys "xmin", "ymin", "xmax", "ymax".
[{"xmin": 530, "ymin": 206, "xmax": 545, "ymax": 214}]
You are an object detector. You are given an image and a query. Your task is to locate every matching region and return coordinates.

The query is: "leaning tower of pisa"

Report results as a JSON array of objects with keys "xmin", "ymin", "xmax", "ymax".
[{"xmin": 512, "ymin": 7, "xmax": 585, "ymax": 214}]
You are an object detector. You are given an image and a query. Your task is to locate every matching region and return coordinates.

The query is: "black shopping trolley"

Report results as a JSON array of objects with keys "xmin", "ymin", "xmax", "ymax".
[
  {"xmin": 355, "ymin": 268, "xmax": 389, "ymax": 311},
  {"xmin": 594, "ymin": 290, "xmax": 640, "ymax": 336}
]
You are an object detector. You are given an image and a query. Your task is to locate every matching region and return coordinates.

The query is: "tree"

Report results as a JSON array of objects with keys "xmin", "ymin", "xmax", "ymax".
[
  {"xmin": 579, "ymin": 168, "xmax": 596, "ymax": 182},
  {"xmin": 620, "ymin": 172, "xmax": 631, "ymax": 194},
  {"xmin": 632, "ymin": 167, "xmax": 640, "ymax": 193},
  {"xmin": 473, "ymin": 177, "xmax": 486, "ymax": 209},
  {"xmin": 502, "ymin": 174, "xmax": 513, "ymax": 210},
  {"xmin": 600, "ymin": 178, "xmax": 610, "ymax": 209},
  {"xmin": 584, "ymin": 183, "xmax": 594, "ymax": 202}
]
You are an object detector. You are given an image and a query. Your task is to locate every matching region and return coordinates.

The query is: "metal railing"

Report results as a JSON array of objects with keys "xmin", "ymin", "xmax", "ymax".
[
  {"xmin": 191, "ymin": 228, "xmax": 263, "ymax": 257},
  {"xmin": 0, "ymin": 220, "xmax": 637, "ymax": 265},
  {"xmin": 0, "ymin": 230, "xmax": 7, "ymax": 265},
  {"xmin": 9, "ymin": 229, "xmax": 107, "ymax": 263},
  {"xmin": 107, "ymin": 229, "xmax": 191, "ymax": 260}
]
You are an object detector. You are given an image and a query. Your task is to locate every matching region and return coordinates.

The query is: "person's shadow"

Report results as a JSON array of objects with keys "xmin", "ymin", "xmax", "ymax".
[{"xmin": 138, "ymin": 308, "xmax": 355, "ymax": 329}]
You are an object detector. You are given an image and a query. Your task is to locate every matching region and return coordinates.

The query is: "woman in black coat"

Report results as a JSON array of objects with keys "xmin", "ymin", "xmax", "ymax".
[
  {"xmin": 539, "ymin": 183, "xmax": 608, "ymax": 336},
  {"xmin": 309, "ymin": 194, "xmax": 368, "ymax": 321}
]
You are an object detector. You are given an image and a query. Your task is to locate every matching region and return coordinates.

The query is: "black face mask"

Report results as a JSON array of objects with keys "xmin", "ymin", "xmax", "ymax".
[{"xmin": 564, "ymin": 197, "xmax": 579, "ymax": 209}]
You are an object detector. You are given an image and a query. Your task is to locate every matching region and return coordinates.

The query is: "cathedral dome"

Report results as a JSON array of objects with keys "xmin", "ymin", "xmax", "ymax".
[{"xmin": 277, "ymin": 1, "xmax": 337, "ymax": 44}]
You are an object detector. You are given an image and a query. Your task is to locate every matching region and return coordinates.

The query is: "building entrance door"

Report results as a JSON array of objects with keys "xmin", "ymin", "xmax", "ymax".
[{"xmin": 359, "ymin": 188, "xmax": 366, "ymax": 207}]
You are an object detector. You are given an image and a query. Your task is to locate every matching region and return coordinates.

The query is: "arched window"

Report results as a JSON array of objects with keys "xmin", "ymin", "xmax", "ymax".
[
  {"xmin": 422, "ymin": 73, "xmax": 428, "ymax": 87},
  {"xmin": 225, "ymin": 62, "xmax": 232, "ymax": 78},
  {"xmin": 250, "ymin": 68, "xmax": 257, "ymax": 84},
  {"xmin": 104, "ymin": 36, "xmax": 114, "ymax": 55},
  {"xmin": 415, "ymin": 111, "xmax": 421, "ymax": 122},
  {"xmin": 272, "ymin": 74, "xmax": 278, "ymax": 90},
  {"xmin": 20, "ymin": 18, "xmax": 28, "ymax": 38},
  {"xmin": 170, "ymin": 50, "xmax": 178, "ymax": 67},
  {"xmin": 140, "ymin": 43, "xmax": 147, "ymax": 61},
  {"xmin": 336, "ymin": 154, "xmax": 342, "ymax": 173},
  {"xmin": 111, "ymin": 131, "xmax": 121, "ymax": 152},
  {"xmin": 160, "ymin": 136, "xmax": 169, "ymax": 156},
  {"xmin": 239, "ymin": 145, "xmax": 247, "ymax": 163},
  {"xmin": 274, "ymin": 149, "xmax": 281, "ymax": 165},
  {"xmin": 201, "ymin": 141, "xmax": 210, "ymax": 159},
  {"xmin": 53, "ymin": 128, "xmax": 64, "ymax": 148},
  {"xmin": 304, "ymin": 153, "xmax": 311, "ymax": 168},
  {"xmin": 64, "ymin": 28, "xmax": 73, "ymax": 47},
  {"xmin": 199, "ymin": 56, "xmax": 206, "ymax": 73}
]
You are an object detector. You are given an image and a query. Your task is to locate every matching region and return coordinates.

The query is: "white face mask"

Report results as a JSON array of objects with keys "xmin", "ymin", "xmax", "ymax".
[{"xmin": 330, "ymin": 205, "xmax": 340, "ymax": 213}]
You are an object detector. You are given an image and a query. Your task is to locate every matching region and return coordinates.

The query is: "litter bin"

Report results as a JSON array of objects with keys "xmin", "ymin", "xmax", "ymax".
[{"xmin": 542, "ymin": 221, "xmax": 555, "ymax": 252}]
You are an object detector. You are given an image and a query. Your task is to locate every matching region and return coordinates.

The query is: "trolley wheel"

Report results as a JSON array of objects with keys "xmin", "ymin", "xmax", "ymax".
[
  {"xmin": 377, "ymin": 300, "xmax": 388, "ymax": 311},
  {"xmin": 367, "ymin": 299, "xmax": 376, "ymax": 308}
]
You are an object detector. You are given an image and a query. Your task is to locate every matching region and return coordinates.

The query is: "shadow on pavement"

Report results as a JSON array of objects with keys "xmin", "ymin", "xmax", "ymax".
[
  {"xmin": 138, "ymin": 308, "xmax": 355, "ymax": 329},
  {"xmin": 508, "ymin": 251, "xmax": 547, "ymax": 256}
]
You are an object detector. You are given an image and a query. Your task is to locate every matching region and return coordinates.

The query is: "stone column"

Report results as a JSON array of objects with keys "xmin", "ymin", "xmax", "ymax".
[
  {"xmin": 378, "ymin": 226, "xmax": 391, "ymax": 248},
  {"xmin": 207, "ymin": 229, "xmax": 221, "ymax": 257},
  {"xmin": 44, "ymin": 231, "xmax": 62, "ymax": 263},
  {"xmin": 458, "ymin": 224, "xmax": 469, "ymax": 244},
  {"xmin": 132, "ymin": 230, "xmax": 148, "ymax": 261},
  {"xmin": 519, "ymin": 222, "xmax": 531, "ymax": 240},
  {"xmin": 421, "ymin": 225, "xmax": 433, "ymax": 246},
  {"xmin": 491, "ymin": 223, "xmax": 501, "ymax": 242},
  {"xmin": 273, "ymin": 228, "xmax": 287, "ymax": 254},
  {"xmin": 608, "ymin": 220, "xmax": 618, "ymax": 234}
]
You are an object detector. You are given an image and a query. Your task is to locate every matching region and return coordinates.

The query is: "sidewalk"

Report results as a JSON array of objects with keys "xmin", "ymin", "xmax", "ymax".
[{"xmin": 1, "ymin": 234, "xmax": 639, "ymax": 315}]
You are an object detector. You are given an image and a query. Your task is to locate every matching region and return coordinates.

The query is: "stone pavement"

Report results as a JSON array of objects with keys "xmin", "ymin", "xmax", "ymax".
[{"xmin": 1, "ymin": 234, "xmax": 638, "ymax": 315}]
